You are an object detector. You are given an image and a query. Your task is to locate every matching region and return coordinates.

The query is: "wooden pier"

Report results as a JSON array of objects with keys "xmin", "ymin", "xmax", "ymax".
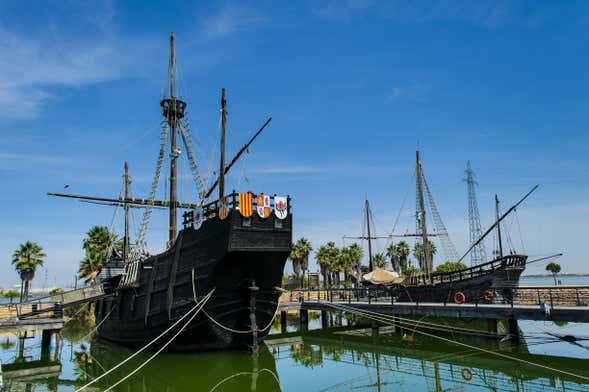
[{"xmin": 278, "ymin": 285, "xmax": 589, "ymax": 335}]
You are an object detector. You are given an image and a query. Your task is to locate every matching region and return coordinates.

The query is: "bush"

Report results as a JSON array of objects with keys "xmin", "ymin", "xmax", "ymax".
[{"xmin": 435, "ymin": 261, "xmax": 467, "ymax": 273}]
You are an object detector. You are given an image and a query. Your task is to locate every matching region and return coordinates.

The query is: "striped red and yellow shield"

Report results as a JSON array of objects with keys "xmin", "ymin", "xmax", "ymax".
[
  {"xmin": 218, "ymin": 197, "xmax": 229, "ymax": 220},
  {"xmin": 239, "ymin": 192, "xmax": 253, "ymax": 217}
]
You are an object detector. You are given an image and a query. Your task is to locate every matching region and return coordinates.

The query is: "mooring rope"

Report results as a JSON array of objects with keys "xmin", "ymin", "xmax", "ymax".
[
  {"xmin": 103, "ymin": 290, "xmax": 214, "ymax": 391},
  {"xmin": 191, "ymin": 274, "xmax": 278, "ymax": 335},
  {"xmin": 324, "ymin": 298, "xmax": 501, "ymax": 337},
  {"xmin": 202, "ymin": 308, "xmax": 278, "ymax": 335},
  {"xmin": 324, "ymin": 302, "xmax": 589, "ymax": 383},
  {"xmin": 75, "ymin": 289, "xmax": 215, "ymax": 392},
  {"xmin": 80, "ymin": 304, "xmax": 117, "ymax": 342},
  {"xmin": 208, "ymin": 368, "xmax": 282, "ymax": 392}
]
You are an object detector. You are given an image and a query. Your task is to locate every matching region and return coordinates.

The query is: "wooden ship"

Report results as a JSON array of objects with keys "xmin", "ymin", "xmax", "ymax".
[
  {"xmin": 49, "ymin": 33, "xmax": 291, "ymax": 351},
  {"xmin": 348, "ymin": 152, "xmax": 532, "ymax": 303}
]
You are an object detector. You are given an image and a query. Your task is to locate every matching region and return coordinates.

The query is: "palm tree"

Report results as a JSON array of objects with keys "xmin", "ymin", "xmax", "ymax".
[
  {"xmin": 413, "ymin": 240, "xmax": 437, "ymax": 271},
  {"xmin": 546, "ymin": 262, "xmax": 562, "ymax": 285},
  {"xmin": 386, "ymin": 241, "xmax": 410, "ymax": 272},
  {"xmin": 372, "ymin": 253, "xmax": 388, "ymax": 269},
  {"xmin": 315, "ymin": 242, "xmax": 340, "ymax": 288},
  {"xmin": 79, "ymin": 226, "xmax": 121, "ymax": 283},
  {"xmin": 79, "ymin": 251, "xmax": 103, "ymax": 284},
  {"xmin": 340, "ymin": 243, "xmax": 363, "ymax": 286},
  {"xmin": 12, "ymin": 241, "xmax": 46, "ymax": 302},
  {"xmin": 4, "ymin": 289, "xmax": 19, "ymax": 303},
  {"xmin": 290, "ymin": 238, "xmax": 313, "ymax": 288},
  {"xmin": 83, "ymin": 226, "xmax": 121, "ymax": 255}
]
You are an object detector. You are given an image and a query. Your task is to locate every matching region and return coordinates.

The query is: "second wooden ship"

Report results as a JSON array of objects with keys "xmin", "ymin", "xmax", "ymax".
[{"xmin": 351, "ymin": 152, "xmax": 533, "ymax": 303}]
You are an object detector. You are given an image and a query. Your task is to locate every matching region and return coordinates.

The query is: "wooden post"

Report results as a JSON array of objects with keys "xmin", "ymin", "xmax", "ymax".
[
  {"xmin": 280, "ymin": 311, "xmax": 287, "ymax": 334},
  {"xmin": 371, "ymin": 320, "xmax": 379, "ymax": 336},
  {"xmin": 487, "ymin": 319, "xmax": 498, "ymax": 335},
  {"xmin": 41, "ymin": 329, "xmax": 52, "ymax": 361},
  {"xmin": 300, "ymin": 309, "xmax": 309, "ymax": 332},
  {"xmin": 53, "ymin": 332, "xmax": 61, "ymax": 362},
  {"xmin": 249, "ymin": 281, "xmax": 259, "ymax": 354},
  {"xmin": 321, "ymin": 310, "xmax": 328, "ymax": 329},
  {"xmin": 393, "ymin": 315, "xmax": 403, "ymax": 336},
  {"xmin": 508, "ymin": 318, "xmax": 520, "ymax": 343}
]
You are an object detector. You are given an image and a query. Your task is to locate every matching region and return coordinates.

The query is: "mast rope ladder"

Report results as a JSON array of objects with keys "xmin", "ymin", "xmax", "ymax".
[
  {"xmin": 178, "ymin": 119, "xmax": 207, "ymax": 200},
  {"xmin": 120, "ymin": 121, "xmax": 170, "ymax": 287},
  {"xmin": 422, "ymin": 174, "xmax": 460, "ymax": 262}
]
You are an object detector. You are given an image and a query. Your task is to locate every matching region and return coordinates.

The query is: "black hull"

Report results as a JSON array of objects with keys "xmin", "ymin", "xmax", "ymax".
[
  {"xmin": 95, "ymin": 209, "xmax": 291, "ymax": 351},
  {"xmin": 396, "ymin": 256, "xmax": 526, "ymax": 303}
]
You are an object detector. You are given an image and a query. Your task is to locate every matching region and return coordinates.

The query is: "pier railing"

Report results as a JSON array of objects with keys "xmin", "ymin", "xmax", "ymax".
[
  {"xmin": 0, "ymin": 302, "xmax": 63, "ymax": 321},
  {"xmin": 284, "ymin": 285, "xmax": 589, "ymax": 310},
  {"xmin": 0, "ymin": 284, "xmax": 106, "ymax": 322}
]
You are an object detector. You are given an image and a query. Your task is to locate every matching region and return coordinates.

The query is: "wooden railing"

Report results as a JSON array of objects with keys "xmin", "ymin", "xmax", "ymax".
[
  {"xmin": 407, "ymin": 255, "xmax": 527, "ymax": 286},
  {"xmin": 183, "ymin": 191, "xmax": 292, "ymax": 227}
]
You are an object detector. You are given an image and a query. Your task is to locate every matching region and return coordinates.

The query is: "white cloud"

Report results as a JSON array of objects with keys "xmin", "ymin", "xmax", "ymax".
[
  {"xmin": 0, "ymin": 151, "xmax": 73, "ymax": 165},
  {"xmin": 0, "ymin": 30, "xmax": 127, "ymax": 118},
  {"xmin": 388, "ymin": 83, "xmax": 429, "ymax": 102},
  {"xmin": 203, "ymin": 5, "xmax": 265, "ymax": 38}
]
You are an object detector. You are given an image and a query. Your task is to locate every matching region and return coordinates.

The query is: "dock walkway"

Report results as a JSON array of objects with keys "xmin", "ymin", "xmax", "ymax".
[
  {"xmin": 0, "ymin": 284, "xmax": 106, "ymax": 333},
  {"xmin": 279, "ymin": 285, "xmax": 589, "ymax": 323}
]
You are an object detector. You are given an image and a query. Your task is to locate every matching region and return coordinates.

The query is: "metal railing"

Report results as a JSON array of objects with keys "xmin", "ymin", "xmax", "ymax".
[
  {"xmin": 285, "ymin": 285, "xmax": 589, "ymax": 310},
  {"xmin": 0, "ymin": 302, "xmax": 63, "ymax": 320},
  {"xmin": 0, "ymin": 284, "xmax": 105, "ymax": 321}
]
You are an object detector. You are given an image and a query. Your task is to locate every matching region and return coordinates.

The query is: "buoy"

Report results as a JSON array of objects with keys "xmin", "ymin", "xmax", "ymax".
[
  {"xmin": 453, "ymin": 291, "xmax": 466, "ymax": 304},
  {"xmin": 461, "ymin": 368, "xmax": 473, "ymax": 381}
]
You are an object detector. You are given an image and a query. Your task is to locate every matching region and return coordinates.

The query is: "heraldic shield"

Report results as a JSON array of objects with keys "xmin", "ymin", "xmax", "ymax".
[
  {"xmin": 256, "ymin": 194, "xmax": 271, "ymax": 218},
  {"xmin": 239, "ymin": 193, "xmax": 253, "ymax": 217},
  {"xmin": 274, "ymin": 196, "xmax": 288, "ymax": 219},
  {"xmin": 194, "ymin": 207, "xmax": 204, "ymax": 229},
  {"xmin": 218, "ymin": 197, "xmax": 229, "ymax": 220}
]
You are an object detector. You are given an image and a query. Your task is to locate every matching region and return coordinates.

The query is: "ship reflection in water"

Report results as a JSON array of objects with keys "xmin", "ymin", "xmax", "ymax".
[{"xmin": 1, "ymin": 318, "xmax": 589, "ymax": 391}]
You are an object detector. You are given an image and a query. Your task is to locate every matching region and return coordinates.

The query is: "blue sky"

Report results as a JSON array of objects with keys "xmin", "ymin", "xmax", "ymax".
[{"xmin": 0, "ymin": 1, "xmax": 588, "ymax": 288}]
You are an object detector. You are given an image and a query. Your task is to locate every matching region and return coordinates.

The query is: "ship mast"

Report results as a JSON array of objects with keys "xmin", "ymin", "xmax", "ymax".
[
  {"xmin": 123, "ymin": 162, "xmax": 131, "ymax": 262},
  {"xmin": 416, "ymin": 151, "xmax": 430, "ymax": 274},
  {"xmin": 161, "ymin": 32, "xmax": 186, "ymax": 246},
  {"xmin": 495, "ymin": 194, "xmax": 503, "ymax": 258},
  {"xmin": 365, "ymin": 199, "xmax": 373, "ymax": 271},
  {"xmin": 219, "ymin": 88, "xmax": 227, "ymax": 199}
]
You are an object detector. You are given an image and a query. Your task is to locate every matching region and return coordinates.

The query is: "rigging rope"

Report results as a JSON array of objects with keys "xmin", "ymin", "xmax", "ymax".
[
  {"xmin": 388, "ymin": 172, "xmax": 415, "ymax": 247},
  {"xmin": 422, "ymin": 175, "xmax": 459, "ymax": 262},
  {"xmin": 75, "ymin": 289, "xmax": 214, "ymax": 392},
  {"xmin": 178, "ymin": 119, "xmax": 207, "ymax": 201},
  {"xmin": 120, "ymin": 121, "xmax": 169, "ymax": 287},
  {"xmin": 324, "ymin": 302, "xmax": 589, "ymax": 383}
]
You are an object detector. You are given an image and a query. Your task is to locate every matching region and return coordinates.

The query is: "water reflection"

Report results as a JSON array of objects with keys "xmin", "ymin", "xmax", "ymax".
[
  {"xmin": 1, "ymin": 317, "xmax": 589, "ymax": 391},
  {"xmin": 268, "ymin": 327, "xmax": 589, "ymax": 391}
]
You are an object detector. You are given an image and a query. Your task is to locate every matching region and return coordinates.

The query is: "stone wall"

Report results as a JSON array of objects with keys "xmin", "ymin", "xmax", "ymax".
[{"xmin": 514, "ymin": 287, "xmax": 589, "ymax": 306}]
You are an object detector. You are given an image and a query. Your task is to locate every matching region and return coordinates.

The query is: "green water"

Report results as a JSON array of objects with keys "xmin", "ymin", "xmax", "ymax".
[{"xmin": 1, "ymin": 313, "xmax": 589, "ymax": 391}]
